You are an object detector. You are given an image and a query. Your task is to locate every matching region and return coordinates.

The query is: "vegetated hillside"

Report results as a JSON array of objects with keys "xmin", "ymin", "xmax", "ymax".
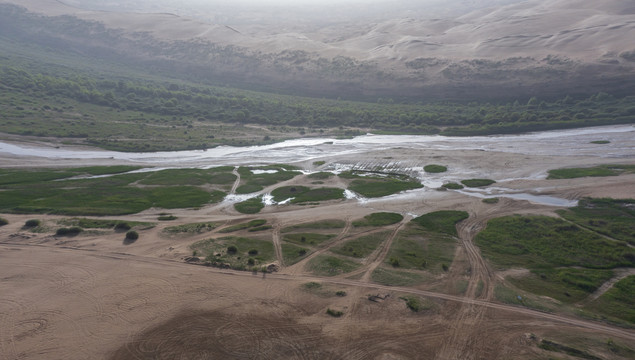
[{"xmin": 1, "ymin": 0, "xmax": 635, "ymax": 101}]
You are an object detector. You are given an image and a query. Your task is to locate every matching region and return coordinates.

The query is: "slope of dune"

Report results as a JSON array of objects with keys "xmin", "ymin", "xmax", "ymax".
[{"xmin": 2, "ymin": 0, "xmax": 635, "ymax": 100}]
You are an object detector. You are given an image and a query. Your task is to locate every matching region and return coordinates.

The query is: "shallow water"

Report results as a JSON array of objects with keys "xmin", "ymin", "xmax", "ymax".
[{"xmin": 1, "ymin": 125, "xmax": 633, "ymax": 166}]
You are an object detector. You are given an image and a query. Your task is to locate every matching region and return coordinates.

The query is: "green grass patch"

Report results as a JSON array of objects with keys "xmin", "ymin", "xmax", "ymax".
[
  {"xmin": 442, "ymin": 182, "xmax": 464, "ymax": 190},
  {"xmin": 547, "ymin": 164, "xmax": 635, "ymax": 179},
  {"xmin": 192, "ymin": 236, "xmax": 275, "ymax": 270},
  {"xmin": 248, "ymin": 225, "xmax": 272, "ymax": 232},
  {"xmin": 331, "ymin": 231, "xmax": 389, "ymax": 258},
  {"xmin": 424, "ymin": 164, "xmax": 447, "ymax": 173},
  {"xmin": 307, "ymin": 255, "xmax": 360, "ymax": 276},
  {"xmin": 352, "ymin": 212, "xmax": 403, "ymax": 227},
  {"xmin": 281, "ymin": 219, "xmax": 345, "ymax": 233},
  {"xmin": 283, "ymin": 233, "xmax": 335, "ymax": 247},
  {"xmin": 371, "ymin": 267, "xmax": 428, "ymax": 286},
  {"xmin": 508, "ymin": 268, "xmax": 614, "ymax": 303},
  {"xmin": 139, "ymin": 168, "xmax": 236, "ymax": 186},
  {"xmin": 347, "ymin": 177, "xmax": 423, "ymax": 198},
  {"xmin": 557, "ymin": 198, "xmax": 635, "ymax": 245},
  {"xmin": 590, "ymin": 140, "xmax": 611, "ymax": 144},
  {"xmin": 313, "ymin": 161, "xmax": 326, "ymax": 166},
  {"xmin": 271, "ymin": 185, "xmax": 344, "ymax": 203},
  {"xmin": 399, "ymin": 295, "xmax": 434, "ymax": 312},
  {"xmin": 308, "ymin": 171, "xmax": 332, "ymax": 179},
  {"xmin": 387, "ymin": 225, "xmax": 458, "ymax": 272},
  {"xmin": 281, "ymin": 243, "xmax": 310, "ymax": 265},
  {"xmin": 482, "ymin": 197, "xmax": 500, "ymax": 204},
  {"xmin": 475, "ymin": 215, "xmax": 635, "ymax": 270},
  {"xmin": 164, "ymin": 222, "xmax": 217, "ymax": 234},
  {"xmin": 460, "ymin": 178, "xmax": 496, "ymax": 187},
  {"xmin": 411, "ymin": 210, "xmax": 468, "ymax": 236},
  {"xmin": 585, "ymin": 275, "xmax": 635, "ymax": 325},
  {"xmin": 235, "ymin": 166, "xmax": 300, "ymax": 194},
  {"xmin": 0, "ymin": 167, "xmax": 219, "ymax": 215},
  {"xmin": 234, "ymin": 196, "xmax": 264, "ymax": 214}
]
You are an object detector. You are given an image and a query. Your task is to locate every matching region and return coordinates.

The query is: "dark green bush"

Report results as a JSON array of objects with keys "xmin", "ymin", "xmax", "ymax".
[
  {"xmin": 24, "ymin": 219, "xmax": 40, "ymax": 227},
  {"xmin": 56, "ymin": 226, "xmax": 82, "ymax": 236},
  {"xmin": 0, "ymin": 217, "xmax": 8, "ymax": 226},
  {"xmin": 114, "ymin": 222, "xmax": 131, "ymax": 231},
  {"xmin": 125, "ymin": 230, "xmax": 139, "ymax": 240}
]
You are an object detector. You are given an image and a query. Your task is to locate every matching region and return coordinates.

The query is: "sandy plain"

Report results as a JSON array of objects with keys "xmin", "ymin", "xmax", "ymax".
[{"xmin": 1, "ymin": 127, "xmax": 634, "ymax": 359}]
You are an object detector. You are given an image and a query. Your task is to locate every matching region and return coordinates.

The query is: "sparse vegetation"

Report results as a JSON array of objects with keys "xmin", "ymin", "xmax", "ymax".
[
  {"xmin": 475, "ymin": 215, "xmax": 634, "ymax": 270},
  {"xmin": 283, "ymin": 233, "xmax": 335, "ymax": 247},
  {"xmin": 482, "ymin": 197, "xmax": 499, "ymax": 204},
  {"xmin": 371, "ymin": 267, "xmax": 428, "ymax": 286},
  {"xmin": 307, "ymin": 255, "xmax": 360, "ymax": 276},
  {"xmin": 347, "ymin": 176, "xmax": 423, "ymax": 198},
  {"xmin": 326, "ymin": 308, "xmax": 344, "ymax": 317},
  {"xmin": 332, "ymin": 231, "xmax": 389, "ymax": 258},
  {"xmin": 281, "ymin": 219, "xmax": 345, "ymax": 232},
  {"xmin": 307, "ymin": 172, "xmax": 332, "ymax": 179},
  {"xmin": 352, "ymin": 212, "xmax": 403, "ymax": 227},
  {"xmin": 0, "ymin": 217, "xmax": 8, "ymax": 226},
  {"xmin": 219, "ymin": 219, "xmax": 267, "ymax": 233},
  {"xmin": 164, "ymin": 222, "xmax": 217, "ymax": 234},
  {"xmin": 547, "ymin": 165, "xmax": 635, "ymax": 179},
  {"xmin": 585, "ymin": 276, "xmax": 635, "ymax": 325},
  {"xmin": 412, "ymin": 210, "xmax": 468, "ymax": 236},
  {"xmin": 192, "ymin": 236, "xmax": 275, "ymax": 270},
  {"xmin": 557, "ymin": 198, "xmax": 635, "ymax": 245},
  {"xmin": 234, "ymin": 196, "xmax": 265, "ymax": 214},
  {"xmin": 125, "ymin": 230, "xmax": 139, "ymax": 241},
  {"xmin": 281, "ymin": 243, "xmax": 310, "ymax": 265}
]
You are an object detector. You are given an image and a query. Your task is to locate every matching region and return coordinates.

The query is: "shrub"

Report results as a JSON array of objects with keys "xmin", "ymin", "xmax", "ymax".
[
  {"xmin": 0, "ymin": 217, "xmax": 8, "ymax": 226},
  {"xmin": 248, "ymin": 249, "xmax": 259, "ymax": 255},
  {"xmin": 335, "ymin": 291, "xmax": 347, "ymax": 297},
  {"xmin": 25, "ymin": 219, "xmax": 41, "ymax": 227},
  {"xmin": 158, "ymin": 214, "xmax": 177, "ymax": 221},
  {"xmin": 125, "ymin": 230, "xmax": 139, "ymax": 240},
  {"xmin": 390, "ymin": 257, "xmax": 400, "ymax": 267},
  {"xmin": 114, "ymin": 222, "xmax": 131, "ymax": 231},
  {"xmin": 247, "ymin": 258, "xmax": 255, "ymax": 265},
  {"xmin": 56, "ymin": 227, "xmax": 82, "ymax": 236},
  {"xmin": 326, "ymin": 308, "xmax": 344, "ymax": 317},
  {"xmin": 227, "ymin": 245, "xmax": 238, "ymax": 254}
]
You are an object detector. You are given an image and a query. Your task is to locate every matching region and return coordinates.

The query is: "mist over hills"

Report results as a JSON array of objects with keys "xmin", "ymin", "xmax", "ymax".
[{"xmin": 2, "ymin": 0, "xmax": 635, "ymax": 101}]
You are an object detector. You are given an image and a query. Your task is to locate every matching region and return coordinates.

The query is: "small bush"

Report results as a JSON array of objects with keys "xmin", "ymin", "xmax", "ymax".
[
  {"xmin": 326, "ymin": 308, "xmax": 344, "ymax": 317},
  {"xmin": 227, "ymin": 245, "xmax": 238, "ymax": 254},
  {"xmin": 56, "ymin": 226, "xmax": 83, "ymax": 236},
  {"xmin": 24, "ymin": 219, "xmax": 40, "ymax": 227},
  {"xmin": 390, "ymin": 257, "xmax": 400, "ymax": 267},
  {"xmin": 247, "ymin": 258, "xmax": 255, "ymax": 265},
  {"xmin": 125, "ymin": 230, "xmax": 139, "ymax": 240},
  {"xmin": 441, "ymin": 263, "xmax": 449, "ymax": 272},
  {"xmin": 482, "ymin": 197, "xmax": 499, "ymax": 204},
  {"xmin": 114, "ymin": 222, "xmax": 131, "ymax": 231},
  {"xmin": 158, "ymin": 215, "xmax": 177, "ymax": 221},
  {"xmin": 335, "ymin": 291, "xmax": 347, "ymax": 297},
  {"xmin": 0, "ymin": 217, "xmax": 8, "ymax": 226},
  {"xmin": 248, "ymin": 249, "xmax": 259, "ymax": 255}
]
